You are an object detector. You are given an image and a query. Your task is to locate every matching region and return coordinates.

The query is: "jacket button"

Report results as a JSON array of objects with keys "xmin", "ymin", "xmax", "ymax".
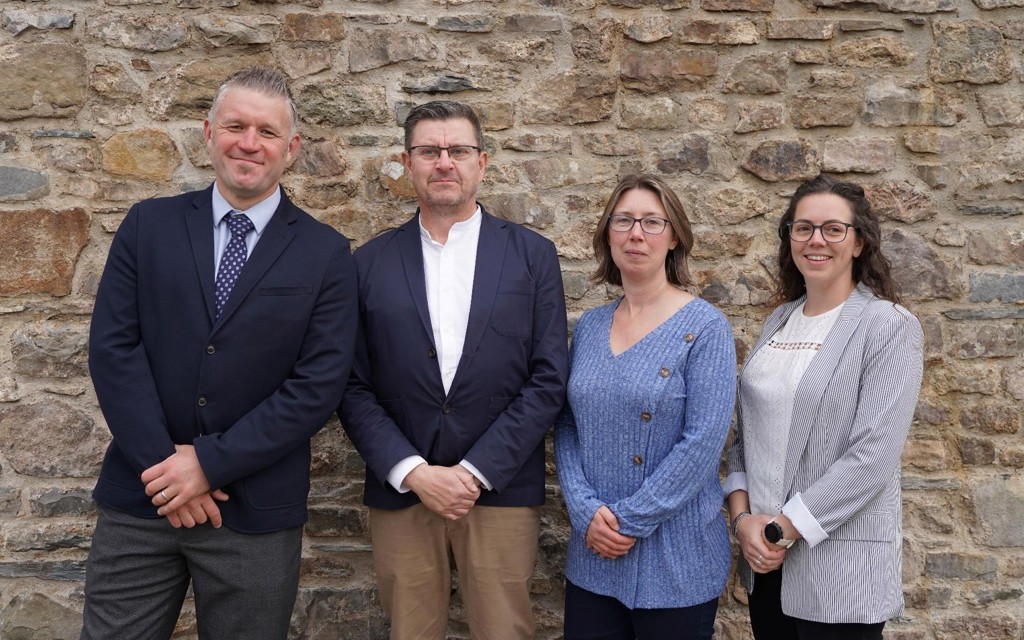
[
  {"xmin": 641, "ymin": 411, "xmax": 652, "ymax": 422},
  {"xmin": 684, "ymin": 333, "xmax": 695, "ymax": 343},
  {"xmin": 442, "ymin": 404, "xmax": 452, "ymax": 414},
  {"xmin": 198, "ymin": 397, "xmax": 207, "ymax": 407},
  {"xmin": 427, "ymin": 348, "xmax": 437, "ymax": 358},
  {"xmin": 632, "ymin": 454, "xmax": 643, "ymax": 465},
  {"xmin": 206, "ymin": 345, "xmax": 215, "ymax": 354},
  {"xmin": 659, "ymin": 367, "xmax": 670, "ymax": 378}
]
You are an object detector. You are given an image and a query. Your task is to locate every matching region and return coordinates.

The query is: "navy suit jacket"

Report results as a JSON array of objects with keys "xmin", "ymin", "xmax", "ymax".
[
  {"xmin": 339, "ymin": 207, "xmax": 568, "ymax": 509},
  {"xmin": 88, "ymin": 184, "xmax": 357, "ymax": 533}
]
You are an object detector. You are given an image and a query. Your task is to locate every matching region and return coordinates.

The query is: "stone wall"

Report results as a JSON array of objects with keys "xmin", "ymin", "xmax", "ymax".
[{"xmin": 0, "ymin": 0, "xmax": 1021, "ymax": 638}]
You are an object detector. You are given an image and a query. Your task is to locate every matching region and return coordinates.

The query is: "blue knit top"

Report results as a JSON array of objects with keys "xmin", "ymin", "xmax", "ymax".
[{"xmin": 554, "ymin": 297, "xmax": 737, "ymax": 609}]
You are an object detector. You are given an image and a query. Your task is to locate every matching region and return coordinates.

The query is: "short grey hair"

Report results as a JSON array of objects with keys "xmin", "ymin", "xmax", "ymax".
[{"xmin": 208, "ymin": 66, "xmax": 298, "ymax": 135}]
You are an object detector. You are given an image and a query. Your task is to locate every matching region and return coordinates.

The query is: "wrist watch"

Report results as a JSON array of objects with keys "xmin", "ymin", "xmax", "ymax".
[{"xmin": 764, "ymin": 517, "xmax": 796, "ymax": 548}]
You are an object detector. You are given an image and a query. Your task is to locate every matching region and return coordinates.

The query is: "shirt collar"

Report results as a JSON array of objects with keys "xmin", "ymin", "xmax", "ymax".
[
  {"xmin": 211, "ymin": 182, "xmax": 281, "ymax": 236},
  {"xmin": 418, "ymin": 205, "xmax": 482, "ymax": 246}
]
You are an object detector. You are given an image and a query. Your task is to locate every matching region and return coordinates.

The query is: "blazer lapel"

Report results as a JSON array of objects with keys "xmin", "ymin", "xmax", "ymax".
[
  {"xmin": 185, "ymin": 186, "xmax": 217, "ymax": 323},
  {"xmin": 214, "ymin": 193, "xmax": 297, "ymax": 328},
  {"xmin": 397, "ymin": 214, "xmax": 436, "ymax": 346},
  {"xmin": 448, "ymin": 211, "xmax": 509, "ymax": 395},
  {"xmin": 782, "ymin": 285, "xmax": 873, "ymax": 498}
]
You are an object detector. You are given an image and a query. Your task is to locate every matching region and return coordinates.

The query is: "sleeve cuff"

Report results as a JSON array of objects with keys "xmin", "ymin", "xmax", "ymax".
[
  {"xmin": 458, "ymin": 459, "xmax": 492, "ymax": 491},
  {"xmin": 387, "ymin": 455, "xmax": 427, "ymax": 493},
  {"xmin": 783, "ymin": 492, "xmax": 828, "ymax": 547},
  {"xmin": 723, "ymin": 471, "xmax": 748, "ymax": 496}
]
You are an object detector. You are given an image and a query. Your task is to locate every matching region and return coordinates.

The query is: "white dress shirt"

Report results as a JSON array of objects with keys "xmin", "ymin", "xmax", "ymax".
[
  {"xmin": 211, "ymin": 182, "xmax": 280, "ymax": 274},
  {"xmin": 386, "ymin": 208, "xmax": 493, "ymax": 492}
]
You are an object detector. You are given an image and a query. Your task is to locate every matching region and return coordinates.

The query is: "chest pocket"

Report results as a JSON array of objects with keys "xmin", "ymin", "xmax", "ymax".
[{"xmin": 489, "ymin": 279, "xmax": 533, "ymax": 338}]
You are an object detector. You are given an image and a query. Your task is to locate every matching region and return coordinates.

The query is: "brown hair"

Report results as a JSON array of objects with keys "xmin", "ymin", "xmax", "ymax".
[
  {"xmin": 403, "ymin": 100, "xmax": 484, "ymax": 150},
  {"xmin": 592, "ymin": 174, "xmax": 694, "ymax": 287},
  {"xmin": 774, "ymin": 174, "xmax": 901, "ymax": 305}
]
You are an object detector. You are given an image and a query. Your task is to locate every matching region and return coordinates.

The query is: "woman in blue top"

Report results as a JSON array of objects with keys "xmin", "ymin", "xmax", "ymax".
[{"xmin": 555, "ymin": 174, "xmax": 737, "ymax": 640}]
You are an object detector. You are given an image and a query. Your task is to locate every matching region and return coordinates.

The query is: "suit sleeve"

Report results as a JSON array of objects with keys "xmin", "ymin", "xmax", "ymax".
[
  {"xmin": 193, "ymin": 239, "xmax": 358, "ymax": 489},
  {"xmin": 608, "ymin": 316, "xmax": 737, "ymax": 538},
  {"xmin": 88, "ymin": 206, "xmax": 177, "ymax": 472},
  {"xmin": 462, "ymin": 241, "xmax": 569, "ymax": 493},
  {"xmin": 783, "ymin": 309, "xmax": 923, "ymax": 546}
]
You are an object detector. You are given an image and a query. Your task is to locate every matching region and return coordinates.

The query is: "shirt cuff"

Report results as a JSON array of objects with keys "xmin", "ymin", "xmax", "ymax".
[
  {"xmin": 387, "ymin": 455, "xmax": 427, "ymax": 493},
  {"xmin": 782, "ymin": 492, "xmax": 828, "ymax": 548},
  {"xmin": 723, "ymin": 471, "xmax": 748, "ymax": 496},
  {"xmin": 459, "ymin": 459, "xmax": 492, "ymax": 491}
]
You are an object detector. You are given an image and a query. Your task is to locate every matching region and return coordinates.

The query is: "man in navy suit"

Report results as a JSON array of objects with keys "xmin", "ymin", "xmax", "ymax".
[
  {"xmin": 81, "ymin": 66, "xmax": 357, "ymax": 639},
  {"xmin": 339, "ymin": 101, "xmax": 568, "ymax": 639}
]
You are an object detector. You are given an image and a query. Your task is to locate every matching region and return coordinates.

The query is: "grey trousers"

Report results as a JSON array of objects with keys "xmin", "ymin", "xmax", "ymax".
[{"xmin": 81, "ymin": 506, "xmax": 302, "ymax": 640}]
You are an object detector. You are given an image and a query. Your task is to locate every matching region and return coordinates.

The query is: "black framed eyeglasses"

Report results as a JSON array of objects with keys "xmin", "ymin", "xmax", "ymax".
[
  {"xmin": 608, "ymin": 214, "xmax": 670, "ymax": 235},
  {"xmin": 782, "ymin": 221, "xmax": 856, "ymax": 243},
  {"xmin": 407, "ymin": 145, "xmax": 482, "ymax": 162}
]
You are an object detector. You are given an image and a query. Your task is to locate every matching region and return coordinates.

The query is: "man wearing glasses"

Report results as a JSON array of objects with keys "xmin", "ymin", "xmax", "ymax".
[{"xmin": 340, "ymin": 100, "xmax": 568, "ymax": 639}]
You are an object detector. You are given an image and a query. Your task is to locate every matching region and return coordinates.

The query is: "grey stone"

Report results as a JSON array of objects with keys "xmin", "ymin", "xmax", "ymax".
[
  {"xmin": 741, "ymin": 139, "xmax": 819, "ymax": 182},
  {"xmin": 943, "ymin": 308, "xmax": 1024, "ymax": 321},
  {"xmin": 915, "ymin": 164, "xmax": 952, "ymax": 189},
  {"xmin": 520, "ymin": 70, "xmax": 616, "ymax": 125},
  {"xmin": 933, "ymin": 614, "xmax": 1022, "ymax": 640},
  {"xmin": 767, "ymin": 19, "xmax": 834, "ymax": 39},
  {"xmin": 972, "ymin": 475, "xmax": 1024, "ymax": 546},
  {"xmin": 0, "ymin": 167, "xmax": 49, "ymax": 201},
  {"xmin": 487, "ymin": 192, "xmax": 555, "ymax": 229},
  {"xmin": 0, "ymin": 593, "xmax": 81, "ymax": 640},
  {"xmin": 951, "ymin": 323, "xmax": 1024, "ymax": 358},
  {"xmin": 839, "ymin": 19, "xmax": 905, "ymax": 31},
  {"xmin": 0, "ymin": 560, "xmax": 86, "ymax": 581},
  {"xmin": 28, "ymin": 488, "xmax": 96, "ymax": 517},
  {"xmin": 934, "ymin": 223, "xmax": 967, "ymax": 247},
  {"xmin": 401, "ymin": 74, "xmax": 477, "ymax": 94},
  {"xmin": 504, "ymin": 14, "xmax": 563, "ymax": 32},
  {"xmin": 863, "ymin": 80, "xmax": 962, "ymax": 127},
  {"xmin": 305, "ymin": 506, "xmax": 366, "ymax": 537},
  {"xmin": 810, "ymin": 0, "xmax": 955, "ymax": 11},
  {"xmin": 292, "ymin": 587, "xmax": 387, "ymax": 640},
  {"xmin": 735, "ymin": 102, "xmax": 785, "ymax": 133},
  {"xmin": 701, "ymin": 0, "xmax": 774, "ymax": 10},
  {"xmin": 0, "ymin": 131, "xmax": 14, "ymax": 152},
  {"xmin": 0, "ymin": 486, "xmax": 18, "ymax": 515},
  {"xmin": 925, "ymin": 552, "xmax": 998, "ymax": 580},
  {"xmin": 297, "ymin": 84, "xmax": 388, "ymax": 127},
  {"xmin": 903, "ymin": 129, "xmax": 993, "ymax": 154},
  {"xmin": 0, "ymin": 401, "xmax": 106, "ymax": 478},
  {"xmin": 523, "ymin": 157, "xmax": 613, "ymax": 189},
  {"xmin": 620, "ymin": 96, "xmax": 684, "ymax": 130},
  {"xmin": 969, "ymin": 273, "xmax": 1024, "ymax": 303},
  {"xmin": 956, "ymin": 200, "xmax": 1024, "ymax": 217},
  {"xmin": 624, "ymin": 16, "xmax": 673, "ymax": 43},
  {"xmin": 32, "ymin": 129, "xmax": 96, "ymax": 138},
  {"xmin": 579, "ymin": 133, "xmax": 643, "ymax": 157},
  {"xmin": 723, "ymin": 53, "xmax": 788, "ymax": 94},
  {"xmin": 194, "ymin": 14, "xmax": 279, "ymax": 46},
  {"xmin": 1, "ymin": 8, "xmax": 75, "ymax": 35},
  {"xmin": 348, "ymin": 29, "xmax": 438, "ymax": 73},
  {"xmin": 885, "ymin": 228, "xmax": 958, "ymax": 300},
  {"xmin": 701, "ymin": 186, "xmax": 774, "ymax": 224},
  {"xmin": 930, "ymin": 21, "xmax": 1013, "ymax": 84},
  {"xmin": 961, "ymin": 403, "xmax": 1021, "ymax": 434},
  {"xmin": 11, "ymin": 320, "xmax": 90, "ymax": 378},
  {"xmin": 657, "ymin": 134, "xmax": 710, "ymax": 175},
  {"xmin": 502, "ymin": 133, "xmax": 570, "ymax": 153},
  {"xmin": 977, "ymin": 90, "xmax": 1024, "ymax": 127},
  {"xmin": 901, "ymin": 476, "xmax": 961, "ymax": 491},
  {"xmin": 292, "ymin": 140, "xmax": 348, "ymax": 178},
  {"xmin": 676, "ymin": 18, "xmax": 759, "ymax": 45},
  {"xmin": 88, "ymin": 14, "xmax": 188, "ymax": 52},
  {"xmin": 434, "ymin": 15, "xmax": 494, "ymax": 33},
  {"xmin": 822, "ymin": 137, "xmax": 894, "ymax": 173},
  {"xmin": 2, "ymin": 519, "xmax": 94, "ymax": 551},
  {"xmin": 967, "ymin": 588, "xmax": 1024, "ymax": 607}
]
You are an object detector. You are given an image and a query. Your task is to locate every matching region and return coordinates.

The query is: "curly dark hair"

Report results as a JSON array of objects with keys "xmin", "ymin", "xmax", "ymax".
[
  {"xmin": 592, "ymin": 174, "xmax": 694, "ymax": 287},
  {"xmin": 774, "ymin": 174, "xmax": 901, "ymax": 306}
]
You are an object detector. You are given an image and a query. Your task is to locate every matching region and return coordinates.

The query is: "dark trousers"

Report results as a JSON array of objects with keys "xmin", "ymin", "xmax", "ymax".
[
  {"xmin": 564, "ymin": 579, "xmax": 719, "ymax": 640},
  {"xmin": 81, "ymin": 506, "xmax": 302, "ymax": 640},
  {"xmin": 748, "ymin": 569, "xmax": 885, "ymax": 640}
]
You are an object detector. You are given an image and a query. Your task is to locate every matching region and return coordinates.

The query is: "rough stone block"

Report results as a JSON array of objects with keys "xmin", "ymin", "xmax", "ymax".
[
  {"xmin": 885, "ymin": 228, "xmax": 958, "ymax": 300},
  {"xmin": 903, "ymin": 129, "xmax": 993, "ymax": 154},
  {"xmin": 28, "ymin": 488, "xmax": 96, "ymax": 517},
  {"xmin": 934, "ymin": 614, "xmax": 1021, "ymax": 640},
  {"xmin": 487, "ymin": 192, "xmax": 555, "ymax": 229},
  {"xmin": 348, "ymin": 29, "xmax": 437, "ymax": 73},
  {"xmin": 959, "ymin": 435, "xmax": 997, "ymax": 465},
  {"xmin": 0, "ymin": 44, "xmax": 88, "ymax": 120},
  {"xmin": 305, "ymin": 505, "xmax": 366, "ymax": 538},
  {"xmin": 280, "ymin": 13, "xmax": 345, "ymax": 41},
  {"xmin": 657, "ymin": 133, "xmax": 736, "ymax": 180},
  {"xmin": 866, "ymin": 181, "xmax": 937, "ymax": 222},
  {"xmin": 194, "ymin": 14, "xmax": 279, "ymax": 46},
  {"xmin": 925, "ymin": 552, "xmax": 998, "ymax": 580},
  {"xmin": 12, "ymin": 320, "xmax": 89, "ymax": 378},
  {"xmin": 952, "ymin": 323, "xmax": 1024, "ymax": 359},
  {"xmin": 741, "ymin": 139, "xmax": 819, "ymax": 182},
  {"xmin": 863, "ymin": 80, "xmax": 962, "ymax": 127},
  {"xmin": 822, "ymin": 137, "xmax": 894, "ymax": 173},
  {"xmin": 0, "ymin": 593, "xmax": 81, "ymax": 640},
  {"xmin": 1005, "ymin": 364, "xmax": 1024, "ymax": 401},
  {"xmin": 1000, "ymin": 448, "xmax": 1024, "ymax": 468},
  {"xmin": 735, "ymin": 102, "xmax": 785, "ymax": 133},
  {"xmin": 723, "ymin": 53, "xmax": 788, "ymax": 94},
  {"xmin": 148, "ymin": 54, "xmax": 275, "ymax": 121},
  {"xmin": 767, "ymin": 19, "xmax": 834, "ymax": 39},
  {"xmin": 700, "ymin": 187, "xmax": 774, "ymax": 225},
  {"xmin": 520, "ymin": 70, "xmax": 616, "ymax": 125},
  {"xmin": 973, "ymin": 475, "xmax": 1024, "ymax": 546},
  {"xmin": 524, "ymin": 157, "xmax": 612, "ymax": 189},
  {"xmin": 0, "ymin": 401, "xmax": 106, "ymax": 478},
  {"xmin": 503, "ymin": 133, "xmax": 571, "ymax": 153},
  {"xmin": 968, "ymin": 229, "xmax": 1024, "ymax": 266},
  {"xmin": 811, "ymin": 0, "xmax": 955, "ymax": 11},
  {"xmin": 832, "ymin": 36, "xmax": 913, "ymax": 66},
  {"xmin": 101, "ymin": 129, "xmax": 181, "ymax": 181},
  {"xmin": 0, "ymin": 486, "xmax": 18, "ymax": 516},
  {"xmin": 88, "ymin": 14, "xmax": 188, "ymax": 52},
  {"xmin": 620, "ymin": 49, "xmax": 717, "ymax": 93},
  {"xmin": 620, "ymin": 96, "xmax": 684, "ymax": 130},
  {"xmin": 624, "ymin": 16, "xmax": 672, "ymax": 43},
  {"xmin": 904, "ymin": 585, "xmax": 953, "ymax": 608},
  {"xmin": 1, "ymin": 8, "xmax": 74, "ymax": 35},
  {"xmin": 789, "ymin": 93, "xmax": 862, "ymax": 128},
  {"xmin": 930, "ymin": 21, "xmax": 1013, "ymax": 84},
  {"xmin": 701, "ymin": 0, "xmax": 774, "ymax": 11},
  {"xmin": 434, "ymin": 15, "xmax": 494, "ymax": 33},
  {"xmin": 969, "ymin": 273, "xmax": 1024, "ymax": 303},
  {"xmin": 676, "ymin": 19, "xmax": 759, "ymax": 45},
  {"xmin": 688, "ymin": 97, "xmax": 729, "ymax": 126},
  {"xmin": 571, "ymin": 19, "xmax": 615, "ymax": 63},
  {"xmin": 902, "ymin": 438, "xmax": 949, "ymax": 471},
  {"xmin": 297, "ymin": 84, "xmax": 388, "ymax": 127},
  {"xmin": 809, "ymin": 69, "xmax": 858, "ymax": 88},
  {"xmin": 504, "ymin": 14, "xmax": 563, "ymax": 32},
  {"xmin": 691, "ymin": 229, "xmax": 755, "ymax": 258},
  {"xmin": 579, "ymin": 132, "xmax": 642, "ymax": 157},
  {"xmin": 477, "ymin": 37, "xmax": 554, "ymax": 63},
  {"xmin": 0, "ymin": 167, "xmax": 49, "ymax": 201},
  {"xmin": 961, "ymin": 403, "xmax": 1021, "ymax": 434},
  {"xmin": 0, "ymin": 208, "xmax": 88, "ymax": 296}
]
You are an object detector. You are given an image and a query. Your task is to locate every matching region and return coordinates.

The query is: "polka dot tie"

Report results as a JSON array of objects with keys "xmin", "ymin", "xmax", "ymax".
[{"xmin": 214, "ymin": 213, "xmax": 254, "ymax": 318}]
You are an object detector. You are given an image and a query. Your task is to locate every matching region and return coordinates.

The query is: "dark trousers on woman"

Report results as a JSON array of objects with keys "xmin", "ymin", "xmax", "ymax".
[
  {"xmin": 748, "ymin": 569, "xmax": 885, "ymax": 640},
  {"xmin": 564, "ymin": 580, "xmax": 718, "ymax": 640}
]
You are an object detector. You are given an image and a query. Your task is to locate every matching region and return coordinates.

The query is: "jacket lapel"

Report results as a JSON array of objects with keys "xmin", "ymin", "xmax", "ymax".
[
  {"xmin": 448, "ymin": 210, "xmax": 508, "ymax": 396},
  {"xmin": 782, "ymin": 285, "xmax": 873, "ymax": 497},
  {"xmin": 213, "ymin": 191, "xmax": 297, "ymax": 328},
  {"xmin": 396, "ymin": 213, "xmax": 437, "ymax": 347},
  {"xmin": 185, "ymin": 186, "xmax": 217, "ymax": 323}
]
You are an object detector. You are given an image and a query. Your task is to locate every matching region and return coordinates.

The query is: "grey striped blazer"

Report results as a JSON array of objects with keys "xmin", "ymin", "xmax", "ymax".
[{"xmin": 727, "ymin": 284, "xmax": 924, "ymax": 624}]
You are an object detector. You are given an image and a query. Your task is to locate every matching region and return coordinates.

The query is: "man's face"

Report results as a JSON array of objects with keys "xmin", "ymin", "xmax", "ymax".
[
  {"xmin": 204, "ymin": 87, "xmax": 299, "ymax": 210},
  {"xmin": 402, "ymin": 117, "xmax": 487, "ymax": 217}
]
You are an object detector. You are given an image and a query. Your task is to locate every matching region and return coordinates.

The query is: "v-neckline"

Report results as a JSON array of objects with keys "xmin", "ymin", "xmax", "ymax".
[{"xmin": 607, "ymin": 297, "xmax": 696, "ymax": 358}]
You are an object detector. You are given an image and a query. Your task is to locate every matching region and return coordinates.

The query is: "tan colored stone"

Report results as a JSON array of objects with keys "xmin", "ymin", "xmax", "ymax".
[
  {"xmin": 523, "ymin": 157, "xmax": 612, "ymax": 189},
  {"xmin": 571, "ymin": 18, "xmax": 616, "ymax": 63},
  {"xmin": 735, "ymin": 101, "xmax": 785, "ymax": 133},
  {"xmin": 700, "ymin": 186, "xmax": 774, "ymax": 224},
  {"xmin": 0, "ymin": 208, "xmax": 88, "ymax": 296},
  {"xmin": 624, "ymin": 16, "xmax": 672, "ymax": 43},
  {"xmin": 968, "ymin": 228, "xmax": 1024, "ymax": 266},
  {"xmin": 723, "ymin": 53, "xmax": 788, "ymax": 94},
  {"xmin": 620, "ymin": 49, "xmax": 718, "ymax": 93},
  {"xmin": 281, "ymin": 13, "xmax": 345, "ymax": 41},
  {"xmin": 620, "ymin": 96, "xmax": 684, "ymax": 130},
  {"xmin": 148, "ymin": 55, "xmax": 276, "ymax": 121},
  {"xmin": 822, "ymin": 137, "xmax": 894, "ymax": 173},
  {"xmin": 767, "ymin": 19, "xmax": 834, "ymax": 40},
  {"xmin": 477, "ymin": 37, "xmax": 554, "ymax": 64},
  {"xmin": 688, "ymin": 97, "xmax": 729, "ymax": 126},
  {"xmin": 0, "ymin": 44, "xmax": 88, "ymax": 120},
  {"xmin": 690, "ymin": 229, "xmax": 754, "ymax": 258},
  {"xmin": 676, "ymin": 19, "xmax": 759, "ymax": 45},
  {"xmin": 832, "ymin": 36, "xmax": 914, "ymax": 67},
  {"xmin": 102, "ymin": 129, "xmax": 181, "ymax": 181},
  {"xmin": 88, "ymin": 14, "xmax": 188, "ymax": 52},
  {"xmin": 520, "ymin": 70, "xmax": 616, "ymax": 125},
  {"xmin": 579, "ymin": 133, "xmax": 643, "ymax": 157},
  {"xmin": 930, "ymin": 21, "xmax": 1013, "ymax": 84},
  {"xmin": 349, "ymin": 29, "xmax": 438, "ymax": 73},
  {"xmin": 789, "ymin": 92, "xmax": 862, "ymax": 128},
  {"xmin": 0, "ymin": 401, "xmax": 107, "ymax": 477}
]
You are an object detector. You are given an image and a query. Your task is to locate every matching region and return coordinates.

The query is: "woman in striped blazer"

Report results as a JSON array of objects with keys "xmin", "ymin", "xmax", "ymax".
[{"xmin": 725, "ymin": 175, "xmax": 924, "ymax": 640}]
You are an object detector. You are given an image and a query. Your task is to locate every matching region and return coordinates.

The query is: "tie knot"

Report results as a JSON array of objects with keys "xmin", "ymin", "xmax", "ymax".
[{"xmin": 227, "ymin": 213, "xmax": 254, "ymax": 236}]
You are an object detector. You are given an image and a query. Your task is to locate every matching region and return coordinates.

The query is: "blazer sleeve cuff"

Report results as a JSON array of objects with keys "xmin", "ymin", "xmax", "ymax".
[
  {"xmin": 459, "ymin": 459, "xmax": 493, "ymax": 491},
  {"xmin": 387, "ymin": 455, "xmax": 427, "ymax": 493},
  {"xmin": 783, "ymin": 492, "xmax": 828, "ymax": 547}
]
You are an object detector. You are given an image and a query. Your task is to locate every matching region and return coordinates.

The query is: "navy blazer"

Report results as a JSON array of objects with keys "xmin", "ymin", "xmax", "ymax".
[
  {"xmin": 339, "ymin": 207, "xmax": 568, "ymax": 509},
  {"xmin": 89, "ymin": 185, "xmax": 357, "ymax": 533}
]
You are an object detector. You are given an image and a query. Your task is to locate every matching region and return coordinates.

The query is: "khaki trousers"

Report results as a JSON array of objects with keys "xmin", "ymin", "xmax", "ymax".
[{"xmin": 368, "ymin": 504, "xmax": 540, "ymax": 640}]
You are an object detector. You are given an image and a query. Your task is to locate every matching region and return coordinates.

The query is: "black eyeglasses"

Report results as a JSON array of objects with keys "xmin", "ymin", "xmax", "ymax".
[
  {"xmin": 608, "ymin": 214, "xmax": 670, "ymax": 235},
  {"xmin": 407, "ymin": 145, "xmax": 482, "ymax": 162},
  {"xmin": 782, "ymin": 221, "xmax": 856, "ymax": 243}
]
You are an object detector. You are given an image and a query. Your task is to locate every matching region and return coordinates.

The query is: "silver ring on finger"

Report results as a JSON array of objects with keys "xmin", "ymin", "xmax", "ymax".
[{"xmin": 160, "ymin": 490, "xmax": 169, "ymax": 502}]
